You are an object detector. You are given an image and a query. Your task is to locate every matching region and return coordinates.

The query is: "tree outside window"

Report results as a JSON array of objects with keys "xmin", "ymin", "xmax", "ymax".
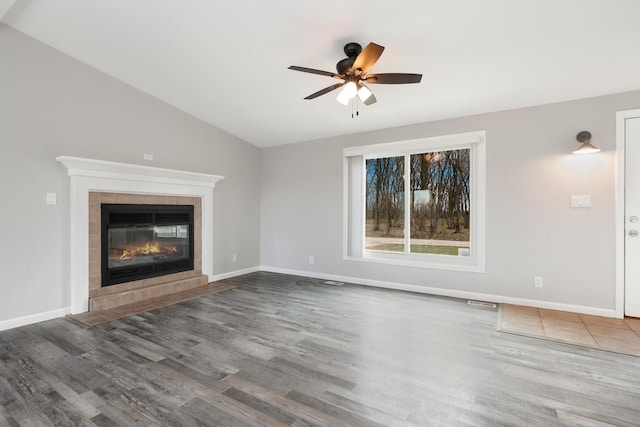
[
  {"xmin": 344, "ymin": 131, "xmax": 485, "ymax": 272},
  {"xmin": 365, "ymin": 148, "xmax": 471, "ymax": 257}
]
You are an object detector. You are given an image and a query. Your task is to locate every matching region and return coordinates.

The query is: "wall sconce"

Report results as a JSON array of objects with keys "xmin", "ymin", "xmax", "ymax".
[{"xmin": 573, "ymin": 131, "xmax": 601, "ymax": 154}]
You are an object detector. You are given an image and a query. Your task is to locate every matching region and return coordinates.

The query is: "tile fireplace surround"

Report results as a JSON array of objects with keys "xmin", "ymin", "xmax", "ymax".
[
  {"xmin": 57, "ymin": 156, "xmax": 223, "ymax": 314},
  {"xmin": 88, "ymin": 192, "xmax": 203, "ymax": 311}
]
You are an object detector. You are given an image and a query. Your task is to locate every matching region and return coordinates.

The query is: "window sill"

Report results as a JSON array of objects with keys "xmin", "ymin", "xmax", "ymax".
[{"xmin": 344, "ymin": 253, "xmax": 486, "ymax": 273}]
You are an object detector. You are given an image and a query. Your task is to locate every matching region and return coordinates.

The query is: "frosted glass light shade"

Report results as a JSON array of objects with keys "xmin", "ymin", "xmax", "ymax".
[{"xmin": 357, "ymin": 85, "xmax": 373, "ymax": 102}]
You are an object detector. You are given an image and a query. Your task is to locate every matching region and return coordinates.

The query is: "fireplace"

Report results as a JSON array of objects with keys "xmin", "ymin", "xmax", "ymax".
[
  {"xmin": 87, "ymin": 193, "xmax": 208, "ymax": 312},
  {"xmin": 102, "ymin": 204, "xmax": 195, "ymax": 286},
  {"xmin": 57, "ymin": 156, "xmax": 223, "ymax": 314}
]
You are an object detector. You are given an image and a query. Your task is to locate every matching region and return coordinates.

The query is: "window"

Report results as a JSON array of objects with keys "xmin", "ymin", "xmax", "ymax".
[{"xmin": 344, "ymin": 131, "xmax": 485, "ymax": 272}]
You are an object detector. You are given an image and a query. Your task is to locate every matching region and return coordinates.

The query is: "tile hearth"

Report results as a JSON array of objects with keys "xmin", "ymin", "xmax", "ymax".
[{"xmin": 70, "ymin": 281, "xmax": 236, "ymax": 326}]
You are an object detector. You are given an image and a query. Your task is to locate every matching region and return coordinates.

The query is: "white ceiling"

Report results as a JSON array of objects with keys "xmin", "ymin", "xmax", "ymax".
[{"xmin": 2, "ymin": 0, "xmax": 640, "ymax": 148}]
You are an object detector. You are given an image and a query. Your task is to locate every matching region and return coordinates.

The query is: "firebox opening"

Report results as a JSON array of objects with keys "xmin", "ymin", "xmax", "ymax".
[{"xmin": 101, "ymin": 204, "xmax": 195, "ymax": 286}]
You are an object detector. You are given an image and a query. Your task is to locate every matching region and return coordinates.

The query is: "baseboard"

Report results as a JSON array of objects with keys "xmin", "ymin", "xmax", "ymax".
[
  {"xmin": 0, "ymin": 265, "xmax": 617, "ymax": 332},
  {"xmin": 490, "ymin": 296, "xmax": 617, "ymax": 318},
  {"xmin": 211, "ymin": 266, "xmax": 261, "ymax": 282},
  {"xmin": 0, "ymin": 307, "xmax": 71, "ymax": 332},
  {"xmin": 259, "ymin": 265, "xmax": 618, "ymax": 318}
]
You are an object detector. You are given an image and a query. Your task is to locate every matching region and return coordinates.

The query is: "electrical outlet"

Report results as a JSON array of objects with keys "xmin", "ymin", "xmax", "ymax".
[
  {"xmin": 534, "ymin": 276, "xmax": 543, "ymax": 288},
  {"xmin": 308, "ymin": 255, "xmax": 314, "ymax": 265},
  {"xmin": 143, "ymin": 154, "xmax": 154, "ymax": 161},
  {"xmin": 46, "ymin": 193, "xmax": 57, "ymax": 205},
  {"xmin": 232, "ymin": 254, "xmax": 237, "ymax": 262}
]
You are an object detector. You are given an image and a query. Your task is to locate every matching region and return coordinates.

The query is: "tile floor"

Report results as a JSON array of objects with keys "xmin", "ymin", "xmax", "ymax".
[{"xmin": 500, "ymin": 304, "xmax": 640, "ymax": 356}]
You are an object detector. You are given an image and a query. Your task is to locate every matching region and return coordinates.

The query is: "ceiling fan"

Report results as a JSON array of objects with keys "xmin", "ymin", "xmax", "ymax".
[{"xmin": 288, "ymin": 42, "xmax": 422, "ymax": 107}]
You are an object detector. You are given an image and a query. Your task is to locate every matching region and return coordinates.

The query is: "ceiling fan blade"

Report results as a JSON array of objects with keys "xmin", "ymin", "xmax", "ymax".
[
  {"xmin": 304, "ymin": 82, "xmax": 345, "ymax": 100},
  {"xmin": 364, "ymin": 73, "xmax": 422, "ymax": 84},
  {"xmin": 352, "ymin": 43, "xmax": 385, "ymax": 75},
  {"xmin": 288, "ymin": 66, "xmax": 342, "ymax": 79}
]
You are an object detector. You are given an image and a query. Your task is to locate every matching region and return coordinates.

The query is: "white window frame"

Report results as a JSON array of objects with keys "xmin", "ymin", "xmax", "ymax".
[{"xmin": 343, "ymin": 131, "xmax": 486, "ymax": 272}]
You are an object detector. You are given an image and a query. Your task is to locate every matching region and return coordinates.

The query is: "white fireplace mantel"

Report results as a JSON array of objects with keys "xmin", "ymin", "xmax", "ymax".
[{"xmin": 57, "ymin": 156, "xmax": 224, "ymax": 314}]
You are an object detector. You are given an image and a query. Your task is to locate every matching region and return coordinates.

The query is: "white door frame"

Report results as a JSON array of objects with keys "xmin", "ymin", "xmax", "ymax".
[{"xmin": 615, "ymin": 108, "xmax": 640, "ymax": 318}]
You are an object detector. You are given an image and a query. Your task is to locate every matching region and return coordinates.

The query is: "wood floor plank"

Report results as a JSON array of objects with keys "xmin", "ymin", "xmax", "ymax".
[
  {"xmin": 222, "ymin": 375, "xmax": 350, "ymax": 427},
  {"xmin": 0, "ymin": 402, "xmax": 19, "ymax": 427},
  {"xmin": 222, "ymin": 386, "xmax": 299, "ymax": 426},
  {"xmin": 285, "ymin": 390, "xmax": 386, "ymax": 427},
  {"xmin": 2, "ymin": 271, "xmax": 640, "ymax": 425}
]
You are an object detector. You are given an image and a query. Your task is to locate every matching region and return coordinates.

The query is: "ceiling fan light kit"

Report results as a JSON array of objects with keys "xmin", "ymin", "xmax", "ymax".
[
  {"xmin": 336, "ymin": 88, "xmax": 352, "ymax": 105},
  {"xmin": 288, "ymin": 42, "xmax": 422, "ymax": 113},
  {"xmin": 356, "ymin": 84, "xmax": 373, "ymax": 103},
  {"xmin": 340, "ymin": 81, "xmax": 358, "ymax": 98}
]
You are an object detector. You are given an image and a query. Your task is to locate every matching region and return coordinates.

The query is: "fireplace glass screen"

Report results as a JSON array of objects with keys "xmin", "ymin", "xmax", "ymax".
[{"xmin": 102, "ymin": 204, "xmax": 194, "ymax": 286}]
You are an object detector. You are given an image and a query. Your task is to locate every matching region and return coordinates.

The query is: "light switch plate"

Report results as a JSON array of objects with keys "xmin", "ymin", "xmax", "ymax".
[
  {"xmin": 46, "ymin": 193, "xmax": 57, "ymax": 205},
  {"xmin": 570, "ymin": 195, "xmax": 591, "ymax": 208}
]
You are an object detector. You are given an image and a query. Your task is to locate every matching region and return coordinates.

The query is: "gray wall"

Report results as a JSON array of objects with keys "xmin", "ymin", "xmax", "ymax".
[
  {"xmin": 2, "ymin": 21, "xmax": 638, "ymax": 322},
  {"xmin": 0, "ymin": 25, "xmax": 260, "ymax": 321},
  {"xmin": 260, "ymin": 91, "xmax": 640, "ymax": 312}
]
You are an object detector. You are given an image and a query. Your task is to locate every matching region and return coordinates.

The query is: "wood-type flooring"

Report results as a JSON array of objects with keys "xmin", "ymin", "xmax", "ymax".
[{"xmin": 1, "ymin": 271, "xmax": 640, "ymax": 426}]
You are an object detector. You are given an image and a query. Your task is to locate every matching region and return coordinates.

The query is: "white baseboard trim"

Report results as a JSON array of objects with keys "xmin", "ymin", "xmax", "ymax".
[
  {"xmin": 0, "ymin": 307, "xmax": 71, "ymax": 332},
  {"xmin": 0, "ymin": 266, "xmax": 617, "ymax": 332},
  {"xmin": 259, "ymin": 265, "xmax": 618, "ymax": 318},
  {"xmin": 211, "ymin": 266, "xmax": 261, "ymax": 282},
  {"xmin": 490, "ymin": 296, "xmax": 617, "ymax": 318}
]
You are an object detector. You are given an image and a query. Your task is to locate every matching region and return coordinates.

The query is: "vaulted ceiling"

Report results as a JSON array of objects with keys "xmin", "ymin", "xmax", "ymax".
[{"xmin": 2, "ymin": 0, "xmax": 639, "ymax": 147}]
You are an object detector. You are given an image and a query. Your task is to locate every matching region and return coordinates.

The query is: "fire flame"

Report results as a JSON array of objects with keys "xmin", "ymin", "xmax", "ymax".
[{"xmin": 119, "ymin": 242, "xmax": 178, "ymax": 259}]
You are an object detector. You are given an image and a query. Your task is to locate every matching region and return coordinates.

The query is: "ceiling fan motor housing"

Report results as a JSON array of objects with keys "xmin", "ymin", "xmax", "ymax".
[
  {"xmin": 343, "ymin": 42, "xmax": 362, "ymax": 58},
  {"xmin": 336, "ymin": 57, "xmax": 355, "ymax": 75},
  {"xmin": 336, "ymin": 42, "xmax": 362, "ymax": 75}
]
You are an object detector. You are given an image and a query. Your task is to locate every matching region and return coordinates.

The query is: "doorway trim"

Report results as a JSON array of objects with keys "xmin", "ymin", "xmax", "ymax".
[{"xmin": 615, "ymin": 109, "xmax": 640, "ymax": 318}]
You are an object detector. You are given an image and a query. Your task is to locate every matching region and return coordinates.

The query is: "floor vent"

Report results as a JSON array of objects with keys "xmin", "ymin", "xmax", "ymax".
[
  {"xmin": 324, "ymin": 280, "xmax": 344, "ymax": 286},
  {"xmin": 467, "ymin": 300, "xmax": 497, "ymax": 309}
]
